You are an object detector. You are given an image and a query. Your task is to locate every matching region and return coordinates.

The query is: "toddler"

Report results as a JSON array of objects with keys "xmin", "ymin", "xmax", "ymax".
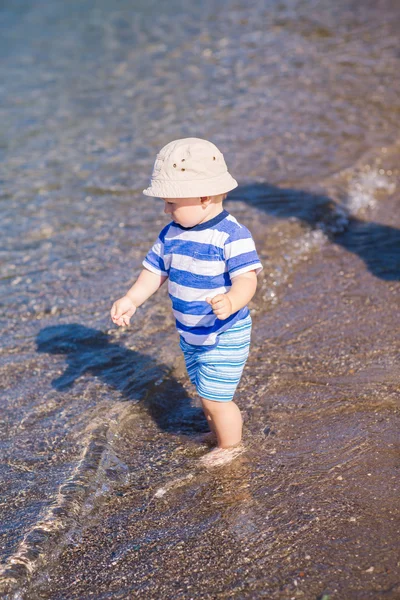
[{"xmin": 111, "ymin": 138, "xmax": 262, "ymax": 467}]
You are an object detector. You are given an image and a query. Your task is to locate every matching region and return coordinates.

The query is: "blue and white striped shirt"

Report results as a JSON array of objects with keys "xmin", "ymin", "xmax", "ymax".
[{"xmin": 143, "ymin": 209, "xmax": 262, "ymax": 348}]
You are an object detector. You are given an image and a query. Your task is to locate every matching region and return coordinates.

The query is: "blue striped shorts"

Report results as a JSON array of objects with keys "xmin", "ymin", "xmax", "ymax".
[{"xmin": 179, "ymin": 314, "xmax": 252, "ymax": 402}]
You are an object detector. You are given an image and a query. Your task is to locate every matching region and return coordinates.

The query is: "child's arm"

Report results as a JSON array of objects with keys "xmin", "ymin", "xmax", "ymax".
[
  {"xmin": 206, "ymin": 270, "xmax": 257, "ymax": 320},
  {"xmin": 111, "ymin": 268, "xmax": 168, "ymax": 327}
]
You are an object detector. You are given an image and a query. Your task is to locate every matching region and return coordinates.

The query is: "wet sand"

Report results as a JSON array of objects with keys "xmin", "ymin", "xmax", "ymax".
[{"xmin": 1, "ymin": 0, "xmax": 400, "ymax": 598}]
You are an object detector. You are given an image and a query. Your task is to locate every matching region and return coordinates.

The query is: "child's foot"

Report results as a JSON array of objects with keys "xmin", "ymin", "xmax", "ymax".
[
  {"xmin": 199, "ymin": 443, "xmax": 246, "ymax": 468},
  {"xmin": 192, "ymin": 432, "xmax": 218, "ymax": 447}
]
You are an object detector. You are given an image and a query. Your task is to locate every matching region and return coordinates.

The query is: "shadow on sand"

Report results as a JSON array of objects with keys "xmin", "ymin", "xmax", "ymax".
[
  {"xmin": 36, "ymin": 324, "xmax": 208, "ymax": 435},
  {"xmin": 230, "ymin": 183, "xmax": 400, "ymax": 281}
]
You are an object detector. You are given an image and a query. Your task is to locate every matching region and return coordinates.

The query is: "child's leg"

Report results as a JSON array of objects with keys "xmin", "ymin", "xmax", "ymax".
[
  {"xmin": 199, "ymin": 406, "xmax": 218, "ymax": 442},
  {"xmin": 200, "ymin": 397, "xmax": 243, "ymax": 449}
]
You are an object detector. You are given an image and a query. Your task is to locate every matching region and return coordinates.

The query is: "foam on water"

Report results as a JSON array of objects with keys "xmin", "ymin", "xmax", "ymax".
[{"xmin": 346, "ymin": 169, "xmax": 395, "ymax": 213}]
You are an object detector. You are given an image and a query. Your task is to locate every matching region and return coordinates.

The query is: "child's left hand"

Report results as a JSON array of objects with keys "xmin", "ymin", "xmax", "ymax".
[{"xmin": 206, "ymin": 293, "xmax": 232, "ymax": 320}]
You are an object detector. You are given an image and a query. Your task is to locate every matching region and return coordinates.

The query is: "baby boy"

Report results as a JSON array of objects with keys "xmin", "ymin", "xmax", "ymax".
[{"xmin": 111, "ymin": 138, "xmax": 262, "ymax": 467}]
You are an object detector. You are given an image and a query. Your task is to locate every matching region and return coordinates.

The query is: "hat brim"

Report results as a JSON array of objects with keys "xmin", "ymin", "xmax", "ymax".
[{"xmin": 143, "ymin": 172, "xmax": 238, "ymax": 198}]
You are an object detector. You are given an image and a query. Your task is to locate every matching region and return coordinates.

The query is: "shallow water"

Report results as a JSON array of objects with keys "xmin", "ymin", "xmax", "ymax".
[{"xmin": 1, "ymin": 0, "xmax": 399, "ymax": 598}]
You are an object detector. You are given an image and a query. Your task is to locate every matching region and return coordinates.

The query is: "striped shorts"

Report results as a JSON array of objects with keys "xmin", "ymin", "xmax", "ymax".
[{"xmin": 179, "ymin": 314, "xmax": 252, "ymax": 402}]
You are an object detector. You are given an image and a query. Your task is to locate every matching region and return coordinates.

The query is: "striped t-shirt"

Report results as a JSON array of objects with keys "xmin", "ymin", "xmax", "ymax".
[{"xmin": 143, "ymin": 209, "xmax": 263, "ymax": 348}]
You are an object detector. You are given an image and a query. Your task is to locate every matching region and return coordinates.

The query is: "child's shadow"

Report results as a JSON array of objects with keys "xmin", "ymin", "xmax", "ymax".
[
  {"xmin": 36, "ymin": 324, "xmax": 207, "ymax": 434},
  {"xmin": 231, "ymin": 184, "xmax": 400, "ymax": 281}
]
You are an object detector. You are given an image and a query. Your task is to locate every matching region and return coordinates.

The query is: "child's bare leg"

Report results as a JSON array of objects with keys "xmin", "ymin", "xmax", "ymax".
[
  {"xmin": 200, "ymin": 398, "xmax": 242, "ymax": 449},
  {"xmin": 197, "ymin": 404, "xmax": 218, "ymax": 445},
  {"xmin": 202, "ymin": 406, "xmax": 217, "ymax": 436}
]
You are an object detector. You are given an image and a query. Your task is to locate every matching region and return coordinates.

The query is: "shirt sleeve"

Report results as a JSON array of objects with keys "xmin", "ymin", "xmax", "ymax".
[
  {"xmin": 142, "ymin": 225, "xmax": 169, "ymax": 277},
  {"xmin": 224, "ymin": 226, "xmax": 263, "ymax": 278}
]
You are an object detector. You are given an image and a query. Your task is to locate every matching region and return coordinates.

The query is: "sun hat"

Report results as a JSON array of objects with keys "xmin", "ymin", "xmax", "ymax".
[{"xmin": 143, "ymin": 138, "xmax": 238, "ymax": 198}]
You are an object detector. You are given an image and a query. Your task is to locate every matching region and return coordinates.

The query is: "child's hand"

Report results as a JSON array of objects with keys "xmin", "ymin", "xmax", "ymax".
[
  {"xmin": 206, "ymin": 293, "xmax": 233, "ymax": 320},
  {"xmin": 110, "ymin": 295, "xmax": 137, "ymax": 327}
]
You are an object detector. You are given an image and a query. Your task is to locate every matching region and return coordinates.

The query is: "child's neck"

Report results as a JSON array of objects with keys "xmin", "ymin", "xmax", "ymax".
[{"xmin": 197, "ymin": 203, "xmax": 224, "ymax": 226}]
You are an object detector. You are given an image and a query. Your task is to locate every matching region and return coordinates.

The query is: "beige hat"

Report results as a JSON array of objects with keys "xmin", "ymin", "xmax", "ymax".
[{"xmin": 143, "ymin": 138, "xmax": 238, "ymax": 198}]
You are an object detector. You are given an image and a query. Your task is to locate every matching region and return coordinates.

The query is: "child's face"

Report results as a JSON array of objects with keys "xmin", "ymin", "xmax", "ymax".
[{"xmin": 163, "ymin": 197, "xmax": 208, "ymax": 228}]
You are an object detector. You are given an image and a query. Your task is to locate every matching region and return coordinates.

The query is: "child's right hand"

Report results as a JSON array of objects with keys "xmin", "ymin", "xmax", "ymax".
[{"xmin": 110, "ymin": 295, "xmax": 137, "ymax": 327}]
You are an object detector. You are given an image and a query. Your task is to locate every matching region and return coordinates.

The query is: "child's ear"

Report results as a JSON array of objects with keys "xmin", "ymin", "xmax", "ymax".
[{"xmin": 200, "ymin": 196, "xmax": 212, "ymax": 207}]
